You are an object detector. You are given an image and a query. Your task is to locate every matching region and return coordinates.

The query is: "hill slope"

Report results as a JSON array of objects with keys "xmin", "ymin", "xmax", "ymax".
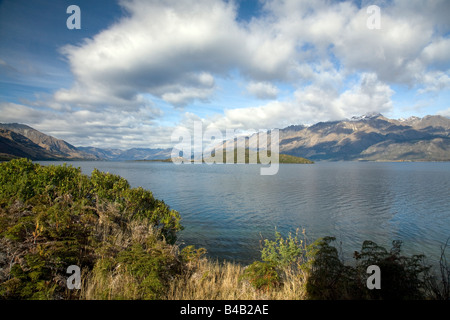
[
  {"xmin": 3, "ymin": 114, "xmax": 449, "ymax": 162},
  {"xmin": 0, "ymin": 128, "xmax": 57, "ymax": 160},
  {"xmin": 0, "ymin": 123, "xmax": 98, "ymax": 160},
  {"xmin": 277, "ymin": 114, "xmax": 450, "ymax": 161}
]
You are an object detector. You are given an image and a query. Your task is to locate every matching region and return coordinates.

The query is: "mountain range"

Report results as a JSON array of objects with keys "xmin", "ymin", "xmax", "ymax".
[
  {"xmin": 1, "ymin": 113, "xmax": 449, "ymax": 162},
  {"xmin": 76, "ymin": 146, "xmax": 173, "ymax": 161},
  {"xmin": 277, "ymin": 113, "xmax": 450, "ymax": 161}
]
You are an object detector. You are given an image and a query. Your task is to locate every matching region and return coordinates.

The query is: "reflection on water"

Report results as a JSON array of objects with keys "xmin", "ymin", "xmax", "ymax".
[{"xmin": 38, "ymin": 161, "xmax": 450, "ymax": 266}]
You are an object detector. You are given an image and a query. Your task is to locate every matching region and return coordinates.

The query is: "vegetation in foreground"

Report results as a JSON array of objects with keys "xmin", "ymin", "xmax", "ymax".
[{"xmin": 0, "ymin": 159, "xmax": 448, "ymax": 300}]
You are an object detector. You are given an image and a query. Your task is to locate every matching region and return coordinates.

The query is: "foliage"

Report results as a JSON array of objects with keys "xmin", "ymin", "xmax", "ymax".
[
  {"xmin": 89, "ymin": 242, "xmax": 180, "ymax": 300},
  {"xmin": 241, "ymin": 229, "xmax": 308, "ymax": 293},
  {"xmin": 0, "ymin": 158, "xmax": 183, "ymax": 300},
  {"xmin": 353, "ymin": 240, "xmax": 431, "ymax": 300},
  {"xmin": 241, "ymin": 261, "xmax": 280, "ymax": 292},
  {"xmin": 180, "ymin": 245, "xmax": 207, "ymax": 271},
  {"xmin": 260, "ymin": 228, "xmax": 305, "ymax": 269},
  {"xmin": 304, "ymin": 237, "xmax": 433, "ymax": 300},
  {"xmin": 256, "ymin": 230, "xmax": 440, "ymax": 300},
  {"xmin": 304, "ymin": 237, "xmax": 358, "ymax": 299},
  {"xmin": 1, "ymin": 158, "xmax": 447, "ymax": 300},
  {"xmin": 426, "ymin": 238, "xmax": 450, "ymax": 300}
]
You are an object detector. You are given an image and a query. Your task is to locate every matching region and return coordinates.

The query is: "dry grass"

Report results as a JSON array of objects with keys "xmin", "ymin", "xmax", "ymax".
[
  {"xmin": 81, "ymin": 265, "xmax": 141, "ymax": 300},
  {"xmin": 80, "ymin": 205, "xmax": 181, "ymax": 300},
  {"xmin": 79, "ymin": 203, "xmax": 309, "ymax": 300},
  {"xmin": 165, "ymin": 258, "xmax": 308, "ymax": 300}
]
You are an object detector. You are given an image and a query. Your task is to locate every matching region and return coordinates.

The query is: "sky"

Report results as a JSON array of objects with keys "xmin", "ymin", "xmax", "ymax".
[{"xmin": 0, "ymin": 0, "xmax": 449, "ymax": 149}]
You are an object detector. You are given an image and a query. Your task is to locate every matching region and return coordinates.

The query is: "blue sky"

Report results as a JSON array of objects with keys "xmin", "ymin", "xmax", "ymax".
[{"xmin": 0, "ymin": 0, "xmax": 449, "ymax": 149}]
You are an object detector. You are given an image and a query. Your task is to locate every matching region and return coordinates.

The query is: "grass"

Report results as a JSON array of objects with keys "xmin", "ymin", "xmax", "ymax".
[
  {"xmin": 165, "ymin": 259, "xmax": 308, "ymax": 300},
  {"xmin": 1, "ymin": 159, "xmax": 449, "ymax": 300},
  {"xmin": 81, "ymin": 225, "xmax": 310, "ymax": 300}
]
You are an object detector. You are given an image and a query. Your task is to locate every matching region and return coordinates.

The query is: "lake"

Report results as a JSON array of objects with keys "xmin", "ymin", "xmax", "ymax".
[{"xmin": 38, "ymin": 161, "xmax": 450, "ymax": 267}]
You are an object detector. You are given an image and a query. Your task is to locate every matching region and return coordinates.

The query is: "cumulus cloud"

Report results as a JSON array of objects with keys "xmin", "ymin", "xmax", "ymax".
[
  {"xmin": 418, "ymin": 71, "xmax": 450, "ymax": 94},
  {"xmin": 55, "ymin": 0, "xmax": 449, "ymax": 108},
  {"xmin": 3, "ymin": 0, "xmax": 449, "ymax": 148},
  {"xmin": 420, "ymin": 38, "xmax": 450, "ymax": 70},
  {"xmin": 437, "ymin": 108, "xmax": 450, "ymax": 118},
  {"xmin": 0, "ymin": 102, "xmax": 46, "ymax": 123},
  {"xmin": 202, "ymin": 72, "xmax": 394, "ymax": 130},
  {"xmin": 246, "ymin": 81, "xmax": 279, "ymax": 99},
  {"xmin": 57, "ymin": 0, "xmax": 245, "ymax": 108},
  {"xmin": 0, "ymin": 101, "xmax": 169, "ymax": 149}
]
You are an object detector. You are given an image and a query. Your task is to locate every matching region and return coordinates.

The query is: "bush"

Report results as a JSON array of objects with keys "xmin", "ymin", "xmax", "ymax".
[
  {"xmin": 304, "ymin": 237, "xmax": 354, "ymax": 299},
  {"xmin": 353, "ymin": 240, "xmax": 431, "ymax": 300},
  {"xmin": 304, "ymin": 237, "xmax": 433, "ymax": 300},
  {"xmin": 88, "ymin": 243, "xmax": 179, "ymax": 300},
  {"xmin": 241, "ymin": 261, "xmax": 280, "ymax": 292},
  {"xmin": 257, "ymin": 230, "xmax": 438, "ymax": 300},
  {"xmin": 261, "ymin": 229, "xmax": 305, "ymax": 269},
  {"xmin": 0, "ymin": 159, "xmax": 183, "ymax": 300}
]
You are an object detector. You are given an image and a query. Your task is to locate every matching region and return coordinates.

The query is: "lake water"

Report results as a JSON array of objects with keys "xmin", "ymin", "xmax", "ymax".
[{"xmin": 38, "ymin": 161, "xmax": 450, "ymax": 267}]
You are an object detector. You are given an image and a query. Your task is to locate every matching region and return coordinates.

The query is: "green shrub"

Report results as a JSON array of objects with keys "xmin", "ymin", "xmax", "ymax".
[
  {"xmin": 304, "ymin": 237, "xmax": 433, "ymax": 300},
  {"xmin": 0, "ymin": 159, "xmax": 183, "ymax": 300},
  {"xmin": 257, "ymin": 230, "xmax": 436, "ymax": 300},
  {"xmin": 241, "ymin": 261, "xmax": 280, "ymax": 292},
  {"xmin": 180, "ymin": 245, "xmax": 207, "ymax": 270},
  {"xmin": 304, "ymin": 237, "xmax": 357, "ymax": 300},
  {"xmin": 353, "ymin": 240, "xmax": 431, "ymax": 300},
  {"xmin": 91, "ymin": 244, "xmax": 173, "ymax": 299},
  {"xmin": 90, "ymin": 168, "xmax": 130, "ymax": 202},
  {"xmin": 261, "ymin": 229, "xmax": 305, "ymax": 269}
]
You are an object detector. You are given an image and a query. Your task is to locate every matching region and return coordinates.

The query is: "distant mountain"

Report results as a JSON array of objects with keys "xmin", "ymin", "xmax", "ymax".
[
  {"xmin": 3, "ymin": 114, "xmax": 449, "ymax": 162},
  {"xmin": 0, "ymin": 123, "xmax": 176, "ymax": 161},
  {"xmin": 0, "ymin": 123, "xmax": 98, "ymax": 160},
  {"xmin": 277, "ymin": 114, "xmax": 450, "ymax": 161},
  {"xmin": 211, "ymin": 113, "xmax": 450, "ymax": 161},
  {"xmin": 76, "ymin": 146, "xmax": 124, "ymax": 160},
  {"xmin": 78, "ymin": 146, "xmax": 174, "ymax": 161}
]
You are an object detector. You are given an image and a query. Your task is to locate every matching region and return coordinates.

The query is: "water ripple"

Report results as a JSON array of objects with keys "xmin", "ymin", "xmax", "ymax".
[{"xmin": 41, "ymin": 160, "xmax": 450, "ymax": 266}]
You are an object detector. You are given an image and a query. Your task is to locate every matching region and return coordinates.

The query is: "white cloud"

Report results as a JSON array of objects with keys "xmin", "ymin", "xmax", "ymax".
[
  {"xmin": 334, "ymin": 73, "xmax": 394, "ymax": 118},
  {"xmin": 0, "ymin": 101, "xmax": 170, "ymax": 149},
  {"xmin": 421, "ymin": 38, "xmax": 450, "ymax": 69},
  {"xmin": 205, "ymin": 72, "xmax": 394, "ymax": 130},
  {"xmin": 246, "ymin": 81, "xmax": 279, "ymax": 99},
  {"xmin": 57, "ymin": 0, "xmax": 245, "ymax": 108},
  {"xmin": 54, "ymin": 0, "xmax": 450, "ymax": 108},
  {"xmin": 437, "ymin": 108, "xmax": 450, "ymax": 118},
  {"xmin": 0, "ymin": 102, "xmax": 46, "ymax": 123},
  {"xmin": 4, "ymin": 0, "xmax": 450, "ymax": 149},
  {"xmin": 418, "ymin": 71, "xmax": 450, "ymax": 94}
]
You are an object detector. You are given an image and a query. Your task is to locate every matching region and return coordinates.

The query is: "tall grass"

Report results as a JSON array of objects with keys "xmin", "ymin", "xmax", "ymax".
[
  {"xmin": 80, "ymin": 225, "xmax": 449, "ymax": 300},
  {"xmin": 80, "ymin": 211, "xmax": 182, "ymax": 300},
  {"xmin": 2, "ymin": 160, "xmax": 448, "ymax": 300},
  {"xmin": 165, "ymin": 258, "xmax": 308, "ymax": 300},
  {"xmin": 80, "ymin": 215, "xmax": 310, "ymax": 300}
]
